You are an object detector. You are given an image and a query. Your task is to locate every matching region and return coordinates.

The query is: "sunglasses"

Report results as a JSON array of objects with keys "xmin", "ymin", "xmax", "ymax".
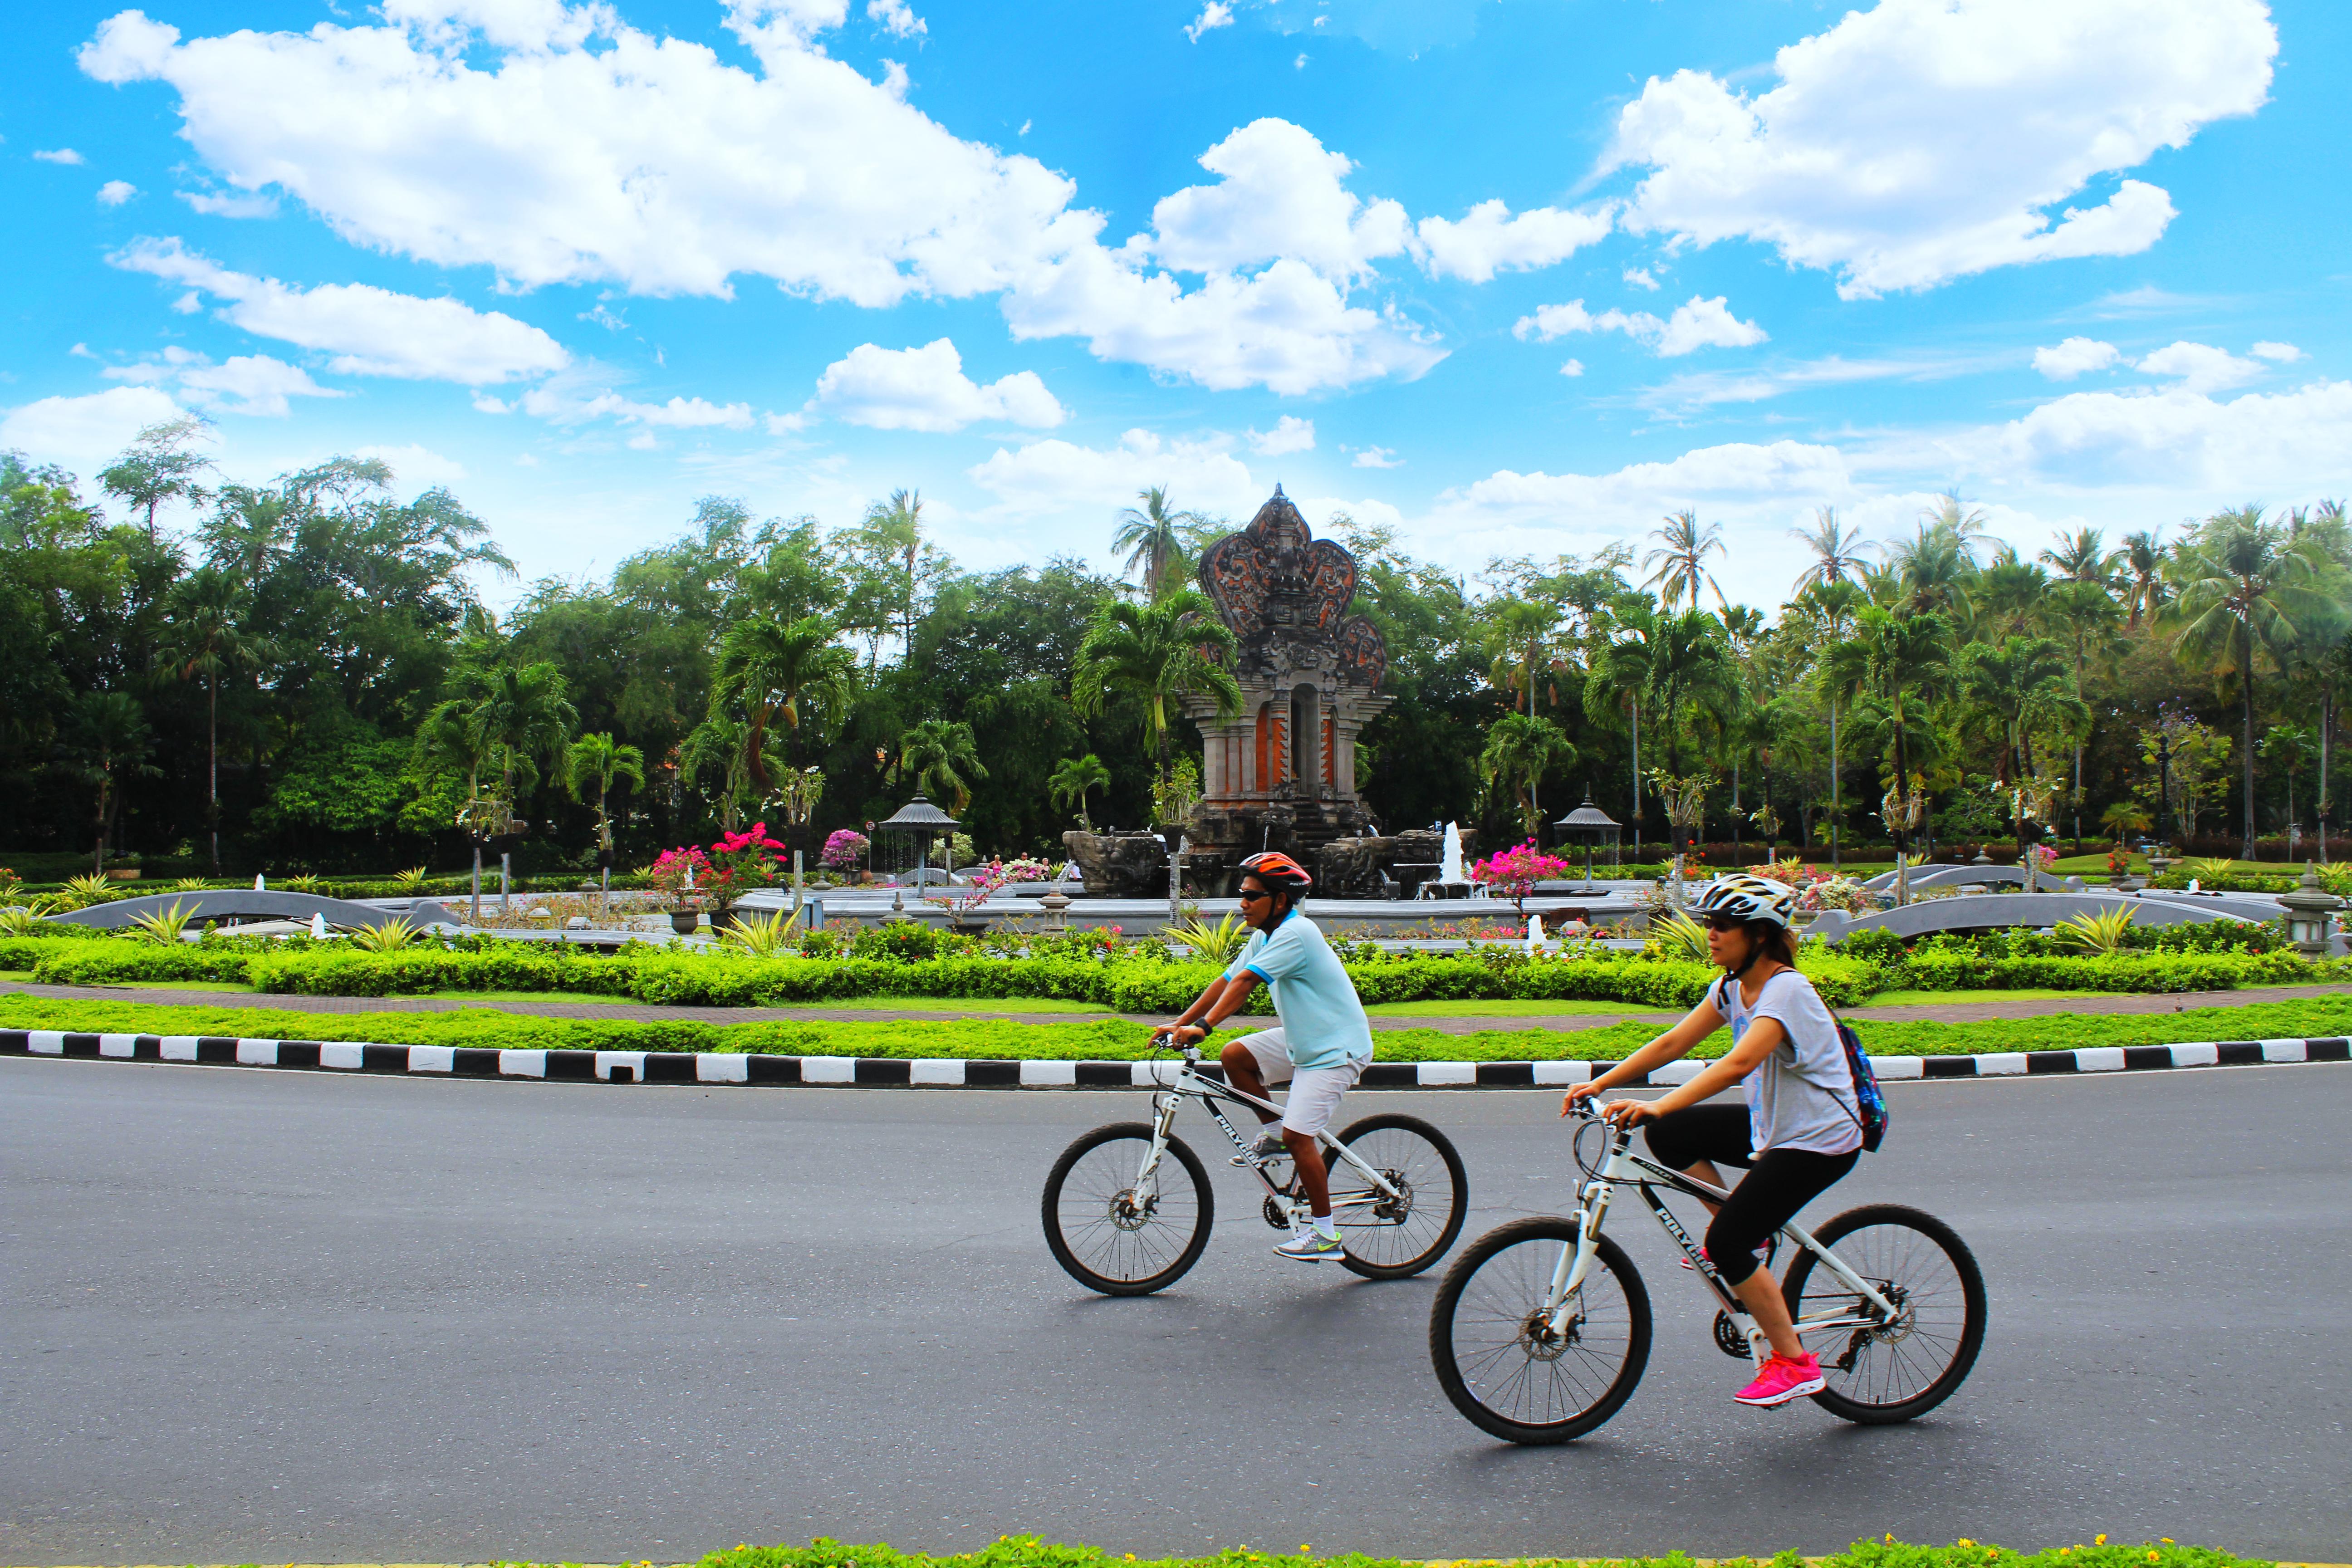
[
  {"xmin": 1705, "ymin": 916, "xmax": 1749, "ymax": 933},
  {"xmin": 1238, "ymin": 888, "xmax": 1275, "ymax": 903}
]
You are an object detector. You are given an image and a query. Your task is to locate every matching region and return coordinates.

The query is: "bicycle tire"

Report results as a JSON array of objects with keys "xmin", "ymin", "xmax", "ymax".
[
  {"xmin": 1041, "ymin": 1122, "xmax": 1214, "ymax": 1296},
  {"xmin": 1429, "ymin": 1218, "xmax": 1651, "ymax": 1445},
  {"xmin": 1780, "ymin": 1202, "xmax": 1986, "ymax": 1424},
  {"xmin": 1330, "ymin": 1113, "xmax": 1469, "ymax": 1280}
]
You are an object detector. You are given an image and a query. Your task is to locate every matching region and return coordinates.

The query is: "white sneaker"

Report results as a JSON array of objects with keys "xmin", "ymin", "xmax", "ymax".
[{"xmin": 1273, "ymin": 1229, "xmax": 1343, "ymax": 1263}]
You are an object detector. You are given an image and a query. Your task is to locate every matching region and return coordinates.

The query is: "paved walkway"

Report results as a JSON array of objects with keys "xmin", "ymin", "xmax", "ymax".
[{"xmin": 10, "ymin": 980, "xmax": 2352, "ymax": 1033}]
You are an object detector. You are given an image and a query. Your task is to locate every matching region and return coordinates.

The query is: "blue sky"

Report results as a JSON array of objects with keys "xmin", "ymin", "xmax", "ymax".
[{"xmin": 4, "ymin": 0, "xmax": 2347, "ymax": 605}]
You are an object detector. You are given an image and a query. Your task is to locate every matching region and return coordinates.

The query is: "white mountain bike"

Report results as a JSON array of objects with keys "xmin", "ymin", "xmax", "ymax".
[
  {"xmin": 1041, "ymin": 1040, "xmax": 1468, "ymax": 1295},
  {"xmin": 1429, "ymin": 1103, "xmax": 1985, "ymax": 1444}
]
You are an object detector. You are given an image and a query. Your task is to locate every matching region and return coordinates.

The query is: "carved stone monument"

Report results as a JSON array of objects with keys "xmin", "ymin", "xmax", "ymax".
[{"xmin": 1182, "ymin": 488, "xmax": 1393, "ymax": 874}]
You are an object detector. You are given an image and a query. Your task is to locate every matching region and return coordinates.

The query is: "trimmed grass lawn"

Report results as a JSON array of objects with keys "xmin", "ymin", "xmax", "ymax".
[
  {"xmin": 11, "ymin": 989, "xmax": 2352, "ymax": 1062},
  {"xmin": 1858, "ymin": 987, "xmax": 2103, "ymax": 1008},
  {"xmin": 1365, "ymin": 998, "xmax": 1675, "ymax": 1018}
]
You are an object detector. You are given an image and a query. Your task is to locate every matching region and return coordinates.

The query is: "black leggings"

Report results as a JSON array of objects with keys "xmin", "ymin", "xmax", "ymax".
[{"xmin": 1644, "ymin": 1104, "xmax": 1857, "ymax": 1287}]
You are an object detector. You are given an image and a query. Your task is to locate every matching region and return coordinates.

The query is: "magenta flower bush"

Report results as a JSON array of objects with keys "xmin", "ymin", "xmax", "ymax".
[
  {"xmin": 819, "ymin": 828, "xmax": 870, "ymax": 873},
  {"xmin": 1471, "ymin": 841, "xmax": 1573, "ymax": 913}
]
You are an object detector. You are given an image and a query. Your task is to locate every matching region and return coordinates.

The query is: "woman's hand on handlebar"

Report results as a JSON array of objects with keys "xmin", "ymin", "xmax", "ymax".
[
  {"xmin": 1561, "ymin": 1082, "xmax": 1607, "ymax": 1117},
  {"xmin": 1600, "ymin": 1098, "xmax": 1661, "ymax": 1128}
]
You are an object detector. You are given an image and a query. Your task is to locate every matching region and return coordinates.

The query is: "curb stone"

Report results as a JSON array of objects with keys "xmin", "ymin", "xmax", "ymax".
[{"xmin": 3, "ymin": 1028, "xmax": 2346, "ymax": 1087}]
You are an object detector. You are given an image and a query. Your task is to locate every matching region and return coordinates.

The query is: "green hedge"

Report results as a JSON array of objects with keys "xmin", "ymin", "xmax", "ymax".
[
  {"xmin": 675, "ymin": 1539, "xmax": 2259, "ymax": 1568},
  {"xmin": 9, "ymin": 990, "xmax": 2352, "ymax": 1062}
]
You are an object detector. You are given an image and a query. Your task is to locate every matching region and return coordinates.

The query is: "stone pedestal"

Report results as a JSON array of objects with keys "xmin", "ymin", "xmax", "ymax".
[{"xmin": 1062, "ymin": 831, "xmax": 1174, "ymax": 898}]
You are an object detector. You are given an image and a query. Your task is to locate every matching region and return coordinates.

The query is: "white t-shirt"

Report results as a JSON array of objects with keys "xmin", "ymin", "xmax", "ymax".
[{"xmin": 1715, "ymin": 969, "xmax": 1861, "ymax": 1157}]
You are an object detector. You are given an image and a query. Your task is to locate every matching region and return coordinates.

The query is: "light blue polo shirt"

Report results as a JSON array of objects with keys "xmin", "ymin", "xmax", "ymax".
[{"xmin": 1223, "ymin": 911, "xmax": 1374, "ymax": 1070}]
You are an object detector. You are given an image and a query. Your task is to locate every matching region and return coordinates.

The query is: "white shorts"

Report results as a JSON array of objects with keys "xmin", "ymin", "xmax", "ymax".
[{"xmin": 1230, "ymin": 1028, "xmax": 1367, "ymax": 1139}]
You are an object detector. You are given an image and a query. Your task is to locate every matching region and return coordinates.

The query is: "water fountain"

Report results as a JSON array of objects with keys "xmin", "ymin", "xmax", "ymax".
[{"xmin": 1441, "ymin": 822, "xmax": 1467, "ymax": 884}]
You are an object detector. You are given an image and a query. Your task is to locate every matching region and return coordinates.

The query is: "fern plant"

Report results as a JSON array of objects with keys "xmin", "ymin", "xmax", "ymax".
[
  {"xmin": 1166, "ymin": 911, "xmax": 1250, "ymax": 965},
  {"xmin": 716, "ymin": 908, "xmax": 805, "ymax": 957},
  {"xmin": 348, "ymin": 918, "xmax": 421, "ymax": 952},
  {"xmin": 2052, "ymin": 906, "xmax": 2136, "ymax": 955},
  {"xmin": 127, "ymin": 899, "xmax": 197, "ymax": 945}
]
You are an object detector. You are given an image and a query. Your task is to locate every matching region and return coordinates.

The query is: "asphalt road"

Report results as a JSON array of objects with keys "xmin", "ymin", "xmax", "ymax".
[{"xmin": 3, "ymin": 1058, "xmax": 2347, "ymax": 1564}]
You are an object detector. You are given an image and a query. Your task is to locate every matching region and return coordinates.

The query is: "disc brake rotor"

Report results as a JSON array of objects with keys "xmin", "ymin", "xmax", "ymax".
[{"xmin": 1107, "ymin": 1189, "xmax": 1151, "ymax": 1232}]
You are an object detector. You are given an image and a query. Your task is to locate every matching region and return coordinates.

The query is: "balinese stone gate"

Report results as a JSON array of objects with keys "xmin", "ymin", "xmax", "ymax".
[{"xmin": 1183, "ymin": 488, "xmax": 1393, "ymax": 880}]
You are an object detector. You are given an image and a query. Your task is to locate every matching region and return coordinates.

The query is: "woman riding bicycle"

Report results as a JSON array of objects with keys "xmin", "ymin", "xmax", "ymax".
[{"xmin": 1563, "ymin": 873, "xmax": 1862, "ymax": 1408}]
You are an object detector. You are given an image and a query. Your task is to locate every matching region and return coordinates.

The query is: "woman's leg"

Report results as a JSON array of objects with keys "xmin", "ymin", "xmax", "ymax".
[
  {"xmin": 1708, "ymin": 1147, "xmax": 1861, "ymax": 1360},
  {"xmin": 1643, "ymin": 1103, "xmax": 1754, "ymax": 1215}
]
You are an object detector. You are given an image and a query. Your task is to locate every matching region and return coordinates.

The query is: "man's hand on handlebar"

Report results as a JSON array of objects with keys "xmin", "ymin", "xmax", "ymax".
[{"xmin": 1150, "ymin": 1021, "xmax": 1210, "ymax": 1050}]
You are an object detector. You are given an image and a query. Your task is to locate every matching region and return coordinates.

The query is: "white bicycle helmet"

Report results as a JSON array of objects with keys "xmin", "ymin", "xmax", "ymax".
[{"xmin": 1690, "ymin": 873, "xmax": 1798, "ymax": 929}]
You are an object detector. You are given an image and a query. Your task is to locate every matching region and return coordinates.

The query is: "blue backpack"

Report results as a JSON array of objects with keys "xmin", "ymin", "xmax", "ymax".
[{"xmin": 1718, "ymin": 975, "xmax": 1887, "ymax": 1153}]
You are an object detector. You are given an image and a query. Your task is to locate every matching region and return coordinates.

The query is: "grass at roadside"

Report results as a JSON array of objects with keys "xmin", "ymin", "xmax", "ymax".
[
  {"xmin": 1365, "ymin": 997, "xmax": 1676, "ymax": 1018},
  {"xmin": 10, "ymin": 989, "xmax": 2352, "ymax": 1063},
  {"xmin": 1857, "ymin": 987, "xmax": 2103, "ymax": 1008}
]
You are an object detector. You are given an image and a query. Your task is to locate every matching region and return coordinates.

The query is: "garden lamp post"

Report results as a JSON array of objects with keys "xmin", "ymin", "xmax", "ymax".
[
  {"xmin": 1554, "ymin": 789, "xmax": 1621, "ymax": 895},
  {"xmin": 2279, "ymin": 861, "xmax": 2342, "ymax": 956},
  {"xmin": 2156, "ymin": 731, "xmax": 2173, "ymax": 853}
]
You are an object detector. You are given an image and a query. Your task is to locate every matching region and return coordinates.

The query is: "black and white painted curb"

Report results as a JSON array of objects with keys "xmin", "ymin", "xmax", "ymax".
[{"xmin": 3, "ymin": 1029, "xmax": 2345, "ymax": 1088}]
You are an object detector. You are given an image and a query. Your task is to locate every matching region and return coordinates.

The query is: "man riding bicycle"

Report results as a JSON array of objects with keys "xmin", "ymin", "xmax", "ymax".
[{"xmin": 1151, "ymin": 851, "xmax": 1374, "ymax": 1263}]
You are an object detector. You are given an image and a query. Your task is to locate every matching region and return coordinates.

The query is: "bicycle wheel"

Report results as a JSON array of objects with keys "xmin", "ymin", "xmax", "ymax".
[
  {"xmin": 1041, "ymin": 1122, "xmax": 1214, "ymax": 1297},
  {"xmin": 1329, "ymin": 1113, "xmax": 1469, "ymax": 1280},
  {"xmin": 1780, "ymin": 1203, "xmax": 1986, "ymax": 1424},
  {"xmin": 1429, "ymin": 1218, "xmax": 1651, "ymax": 1445}
]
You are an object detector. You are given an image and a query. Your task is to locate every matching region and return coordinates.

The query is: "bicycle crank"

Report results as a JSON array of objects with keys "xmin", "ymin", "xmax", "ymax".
[{"xmin": 1711, "ymin": 1310, "xmax": 1751, "ymax": 1360}]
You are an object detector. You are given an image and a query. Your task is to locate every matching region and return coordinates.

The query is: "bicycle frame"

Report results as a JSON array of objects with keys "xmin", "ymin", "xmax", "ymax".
[
  {"xmin": 1133, "ymin": 1046, "xmax": 1405, "ymax": 1227},
  {"xmin": 1546, "ymin": 1111, "xmax": 1900, "ymax": 1367}
]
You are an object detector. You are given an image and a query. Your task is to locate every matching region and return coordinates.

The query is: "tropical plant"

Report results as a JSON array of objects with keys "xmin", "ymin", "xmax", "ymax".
[
  {"xmin": 67, "ymin": 691, "xmax": 157, "ymax": 876},
  {"xmin": 172, "ymin": 877, "xmax": 210, "ymax": 892},
  {"xmin": 2099, "ymin": 802, "xmax": 2152, "ymax": 844},
  {"xmin": 2118, "ymin": 528, "xmax": 2169, "ymax": 628},
  {"xmin": 1642, "ymin": 509, "xmax": 1726, "ymax": 610},
  {"xmin": 819, "ymin": 828, "xmax": 869, "ymax": 873},
  {"xmin": 711, "ymin": 613, "xmax": 854, "ymax": 794},
  {"xmin": 892, "ymin": 718, "xmax": 989, "ymax": 814},
  {"xmin": 2189, "ymin": 856, "xmax": 2236, "ymax": 881},
  {"xmin": 60, "ymin": 872, "xmax": 116, "ymax": 909},
  {"xmin": 1049, "ymin": 753, "xmax": 1112, "ymax": 832},
  {"xmin": 646, "ymin": 846, "xmax": 712, "ymax": 908},
  {"xmin": 348, "ymin": 918, "xmax": 422, "ymax": 952},
  {"xmin": 1112, "ymin": 485, "xmax": 1203, "ymax": 600},
  {"xmin": 0, "ymin": 906, "xmax": 45, "ymax": 937},
  {"xmin": 1149, "ymin": 755, "xmax": 1202, "ymax": 829},
  {"xmin": 565, "ymin": 731, "xmax": 647, "ymax": 857},
  {"xmin": 716, "ymin": 906, "xmax": 804, "ymax": 956},
  {"xmin": 1788, "ymin": 507, "xmax": 1872, "ymax": 593},
  {"xmin": 392, "ymin": 866, "xmax": 430, "ymax": 888},
  {"xmin": 1165, "ymin": 911, "xmax": 1250, "ymax": 965},
  {"xmin": 1955, "ymin": 636, "xmax": 2089, "ymax": 859},
  {"xmin": 98, "ymin": 414, "xmax": 215, "ymax": 543},
  {"xmin": 1648, "ymin": 910, "xmax": 1712, "ymax": 960},
  {"xmin": 1483, "ymin": 597, "xmax": 1565, "ymax": 717},
  {"xmin": 2052, "ymin": 906, "xmax": 2136, "ymax": 956},
  {"xmin": 1478, "ymin": 713, "xmax": 1576, "ymax": 837},
  {"xmin": 1470, "ymin": 840, "xmax": 1572, "ymax": 914},
  {"xmin": 282, "ymin": 873, "xmax": 324, "ymax": 893},
  {"xmin": 127, "ymin": 899, "xmax": 196, "ymax": 945},
  {"xmin": 1071, "ymin": 589, "xmax": 1242, "ymax": 771},
  {"xmin": 2173, "ymin": 506, "xmax": 2340, "ymax": 856},
  {"xmin": 464, "ymin": 659, "xmax": 579, "ymax": 817},
  {"xmin": 1820, "ymin": 609, "xmax": 1954, "ymax": 852},
  {"xmin": 160, "ymin": 565, "xmax": 265, "ymax": 872}
]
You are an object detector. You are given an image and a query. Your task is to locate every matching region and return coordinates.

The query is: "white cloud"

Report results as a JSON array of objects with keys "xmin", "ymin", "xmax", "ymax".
[
  {"xmin": 34, "ymin": 148, "xmax": 86, "ymax": 165},
  {"xmin": 0, "ymin": 386, "xmax": 186, "ymax": 473},
  {"xmin": 808, "ymin": 338, "xmax": 1064, "ymax": 431},
  {"xmin": 1247, "ymin": 415, "xmax": 1315, "ymax": 455},
  {"xmin": 111, "ymin": 236, "xmax": 570, "ymax": 384},
  {"xmin": 1637, "ymin": 352, "xmax": 1972, "ymax": 413},
  {"xmin": 105, "ymin": 348, "xmax": 340, "ymax": 416},
  {"xmin": 97, "ymin": 180, "xmax": 137, "ymax": 205},
  {"xmin": 1622, "ymin": 267, "xmax": 1659, "ymax": 291},
  {"xmin": 519, "ymin": 383, "xmax": 755, "ymax": 430},
  {"xmin": 967, "ymin": 428, "xmax": 1259, "ymax": 517},
  {"xmin": 1602, "ymin": 0, "xmax": 2276, "ymax": 298},
  {"xmin": 2252, "ymin": 341, "xmax": 2304, "ymax": 363},
  {"xmin": 1559, "ymin": 359, "xmax": 1584, "ymax": 377},
  {"xmin": 176, "ymin": 188, "xmax": 278, "ymax": 218},
  {"xmin": 1512, "ymin": 294, "xmax": 1764, "ymax": 356},
  {"xmin": 353, "ymin": 442, "xmax": 467, "ymax": 488},
  {"xmin": 1415, "ymin": 199, "xmax": 1612, "ymax": 284},
  {"xmin": 2033, "ymin": 337, "xmax": 2121, "ymax": 379},
  {"xmin": 2135, "ymin": 341, "xmax": 2263, "ymax": 395},
  {"xmin": 78, "ymin": 13, "xmax": 1450, "ymax": 395},
  {"xmin": 1351, "ymin": 445, "xmax": 1402, "ymax": 469},
  {"xmin": 1184, "ymin": 1, "xmax": 1232, "ymax": 42},
  {"xmin": 865, "ymin": 0, "xmax": 924, "ymax": 37}
]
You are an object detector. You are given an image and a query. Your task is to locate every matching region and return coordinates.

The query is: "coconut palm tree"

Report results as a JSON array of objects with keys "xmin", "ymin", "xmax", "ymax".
[
  {"xmin": 1071, "ymin": 589, "xmax": 1242, "ymax": 774},
  {"xmin": 1642, "ymin": 509, "xmax": 1727, "ymax": 611},
  {"xmin": 2118, "ymin": 528, "xmax": 2170, "ymax": 629},
  {"xmin": 1791, "ymin": 579, "xmax": 1866, "ymax": 865},
  {"xmin": 1920, "ymin": 490, "xmax": 1993, "ymax": 548},
  {"xmin": 1788, "ymin": 507, "xmax": 1872, "ymax": 593},
  {"xmin": 1479, "ymin": 712, "xmax": 1577, "ymax": 838},
  {"xmin": 1973, "ymin": 548, "xmax": 2050, "ymax": 639},
  {"xmin": 1112, "ymin": 486, "xmax": 1203, "ymax": 600},
  {"xmin": 711, "ymin": 612, "xmax": 856, "ymax": 794},
  {"xmin": 1483, "ymin": 597, "xmax": 1563, "ymax": 717},
  {"xmin": 159, "ymin": 566, "xmax": 265, "ymax": 873},
  {"xmin": 892, "ymin": 718, "xmax": 988, "ymax": 814},
  {"xmin": 2040, "ymin": 527, "xmax": 2121, "ymax": 590},
  {"xmin": 564, "ymin": 732, "xmax": 646, "ymax": 860},
  {"xmin": 1819, "ymin": 608, "xmax": 1955, "ymax": 857},
  {"xmin": 1956, "ymin": 636, "xmax": 2089, "ymax": 862},
  {"xmin": 1049, "ymin": 753, "xmax": 1112, "ymax": 832},
  {"xmin": 2173, "ymin": 505, "xmax": 2339, "ymax": 857},
  {"xmin": 1885, "ymin": 523, "xmax": 1979, "ymax": 625}
]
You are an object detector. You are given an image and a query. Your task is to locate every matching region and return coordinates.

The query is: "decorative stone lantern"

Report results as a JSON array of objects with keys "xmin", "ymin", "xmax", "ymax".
[{"xmin": 2278, "ymin": 860, "xmax": 2342, "ymax": 956}]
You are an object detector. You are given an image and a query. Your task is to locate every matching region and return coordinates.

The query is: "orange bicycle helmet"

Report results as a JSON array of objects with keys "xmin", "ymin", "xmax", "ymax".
[{"xmin": 1238, "ymin": 850, "xmax": 1313, "ymax": 889}]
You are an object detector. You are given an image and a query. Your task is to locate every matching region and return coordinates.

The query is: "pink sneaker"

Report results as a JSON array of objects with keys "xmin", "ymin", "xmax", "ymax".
[{"xmin": 1735, "ymin": 1352, "xmax": 1826, "ymax": 1407}]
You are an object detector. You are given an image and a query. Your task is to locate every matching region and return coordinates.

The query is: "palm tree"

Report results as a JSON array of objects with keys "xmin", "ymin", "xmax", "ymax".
[
  {"xmin": 892, "ymin": 718, "xmax": 988, "ymax": 814},
  {"xmin": 2040, "ymin": 527, "xmax": 2120, "ymax": 590},
  {"xmin": 1885, "ymin": 523, "xmax": 1979, "ymax": 625},
  {"xmin": 1973, "ymin": 548, "xmax": 2050, "ymax": 639},
  {"xmin": 1583, "ymin": 598, "xmax": 1660, "ymax": 848},
  {"xmin": 1483, "ymin": 597, "xmax": 1563, "ymax": 717},
  {"xmin": 1071, "ymin": 589, "xmax": 1243, "ymax": 775},
  {"xmin": 565, "ymin": 732, "xmax": 646, "ymax": 860},
  {"xmin": 1479, "ymin": 712, "xmax": 1576, "ymax": 839},
  {"xmin": 681, "ymin": 715, "xmax": 774, "ymax": 833},
  {"xmin": 159, "ymin": 566, "xmax": 263, "ymax": 872},
  {"xmin": 1642, "ymin": 509, "xmax": 1727, "ymax": 610},
  {"xmin": 1920, "ymin": 490, "xmax": 1993, "ymax": 547},
  {"xmin": 1049, "ymin": 753, "xmax": 1112, "ymax": 832},
  {"xmin": 848, "ymin": 488, "xmax": 925, "ymax": 660},
  {"xmin": 1792, "ymin": 579, "xmax": 1866, "ymax": 866},
  {"xmin": 1819, "ymin": 609, "xmax": 1955, "ymax": 857},
  {"xmin": 2043, "ymin": 576, "xmax": 2124, "ymax": 848},
  {"xmin": 416, "ymin": 697, "xmax": 500, "ymax": 917},
  {"xmin": 1112, "ymin": 486, "xmax": 1202, "ymax": 600},
  {"xmin": 2173, "ymin": 506, "xmax": 2338, "ymax": 857},
  {"xmin": 68, "ymin": 691, "xmax": 155, "ymax": 875},
  {"xmin": 467, "ymin": 661, "xmax": 578, "ymax": 813},
  {"xmin": 1789, "ymin": 507, "xmax": 1871, "ymax": 593},
  {"xmin": 2118, "ymin": 528, "xmax": 2170, "ymax": 628},
  {"xmin": 711, "ymin": 612, "xmax": 856, "ymax": 795},
  {"xmin": 1956, "ymin": 637, "xmax": 2089, "ymax": 863}
]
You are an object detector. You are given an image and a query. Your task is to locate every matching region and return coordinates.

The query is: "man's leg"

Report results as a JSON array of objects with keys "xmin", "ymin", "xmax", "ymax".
[
  {"xmin": 1280, "ymin": 1063, "xmax": 1361, "ymax": 1222},
  {"xmin": 1219, "ymin": 1041, "xmax": 1280, "ymax": 1126}
]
